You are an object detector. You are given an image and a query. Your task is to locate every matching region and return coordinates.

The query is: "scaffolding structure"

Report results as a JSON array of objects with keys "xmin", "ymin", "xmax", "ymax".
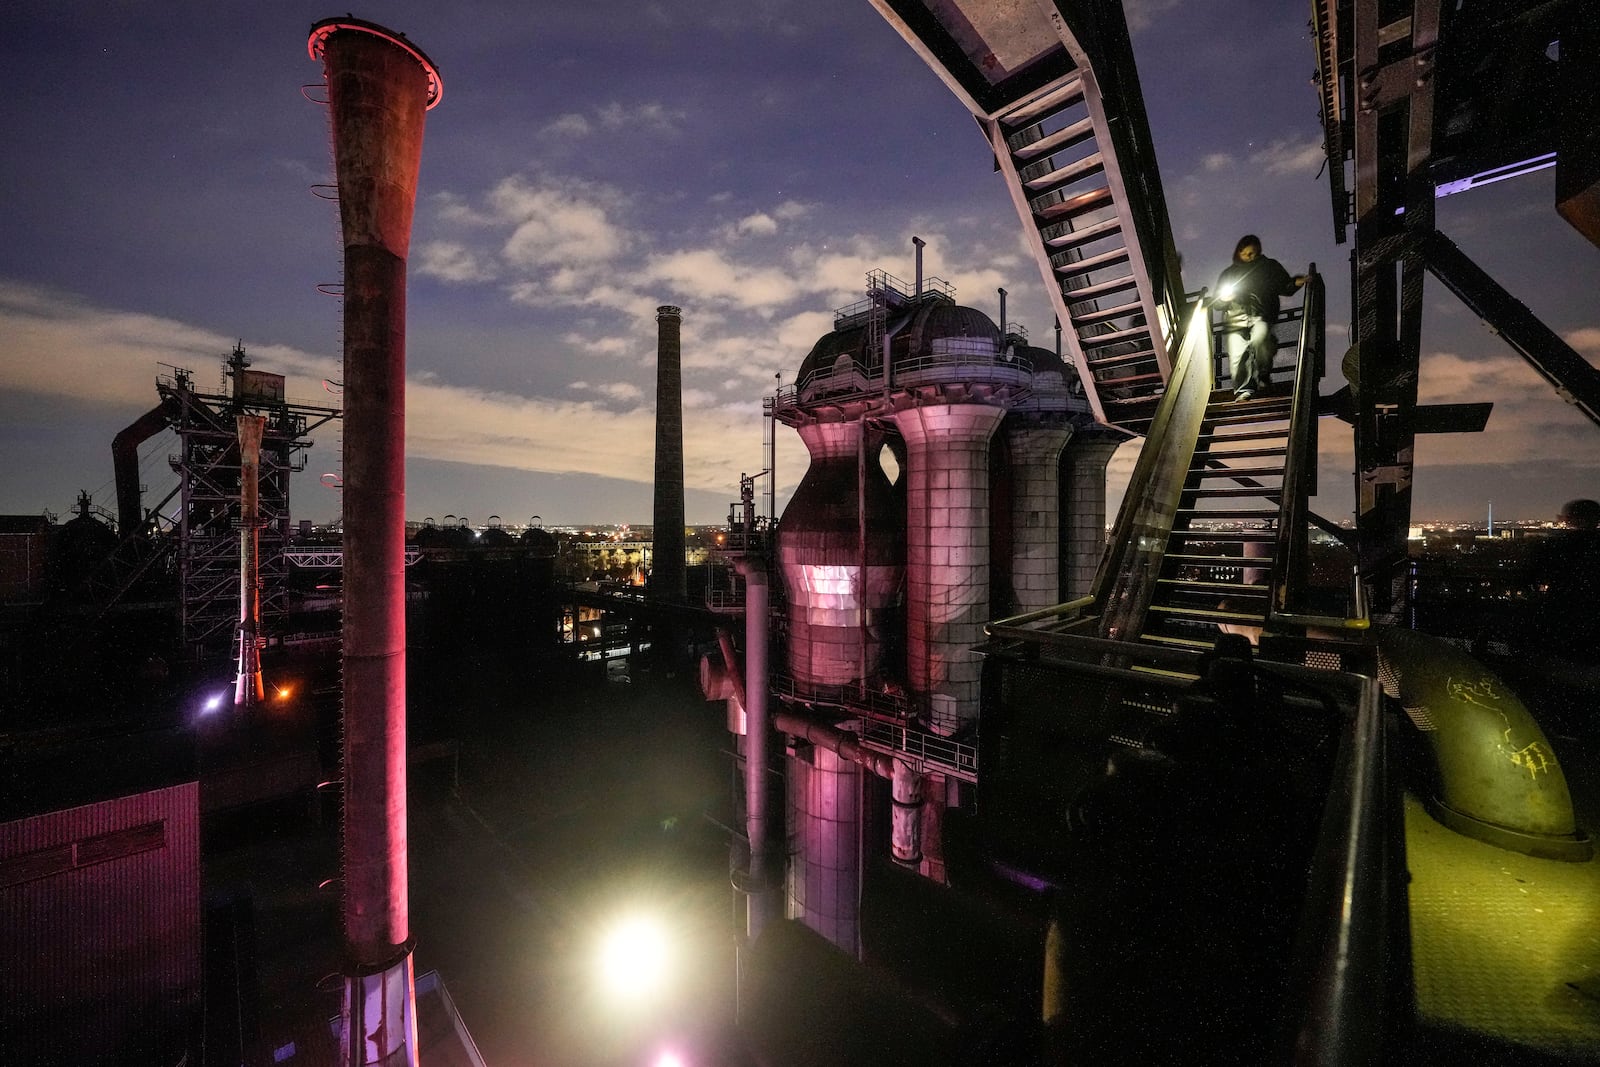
[{"xmin": 160, "ymin": 346, "xmax": 341, "ymax": 660}]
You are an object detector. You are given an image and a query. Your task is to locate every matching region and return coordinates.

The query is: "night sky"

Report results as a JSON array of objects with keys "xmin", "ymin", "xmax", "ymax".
[{"xmin": 2, "ymin": 0, "xmax": 1596, "ymax": 527}]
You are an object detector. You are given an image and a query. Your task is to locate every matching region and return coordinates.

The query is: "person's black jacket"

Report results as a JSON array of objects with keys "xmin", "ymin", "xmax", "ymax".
[{"xmin": 1217, "ymin": 256, "xmax": 1298, "ymax": 321}]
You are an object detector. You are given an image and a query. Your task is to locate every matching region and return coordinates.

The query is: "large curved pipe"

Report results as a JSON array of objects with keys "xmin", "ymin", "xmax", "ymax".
[
  {"xmin": 112, "ymin": 399, "xmax": 177, "ymax": 535},
  {"xmin": 1378, "ymin": 626, "xmax": 1590, "ymax": 860}
]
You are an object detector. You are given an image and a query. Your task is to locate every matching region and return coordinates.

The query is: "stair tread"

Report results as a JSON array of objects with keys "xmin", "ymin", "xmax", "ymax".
[
  {"xmin": 1087, "ymin": 348, "xmax": 1158, "ymax": 370},
  {"xmin": 1163, "ymin": 554, "xmax": 1258, "ymax": 566},
  {"xmin": 1044, "ymin": 215, "xmax": 1123, "ymax": 249},
  {"xmin": 1167, "ymin": 529, "xmax": 1277, "ymax": 541},
  {"xmin": 1156, "ymin": 578, "xmax": 1270, "ymax": 592},
  {"xmin": 1200, "ymin": 446, "xmax": 1288, "ymax": 460},
  {"xmin": 1061, "ymin": 273, "xmax": 1138, "ymax": 301},
  {"xmin": 1002, "ymin": 75, "xmax": 1087, "ymax": 127},
  {"xmin": 1149, "ymin": 604, "xmax": 1268, "ymax": 622},
  {"xmin": 1186, "ymin": 487, "xmax": 1280, "ymax": 497},
  {"xmin": 1140, "ymin": 634, "xmax": 1217, "ymax": 649},
  {"xmin": 1056, "ymin": 244, "xmax": 1132, "ymax": 276},
  {"xmin": 1012, "ymin": 115, "xmax": 1097, "ymax": 161},
  {"xmin": 1023, "ymin": 152, "xmax": 1106, "ymax": 193},
  {"xmin": 1035, "ymin": 185, "xmax": 1113, "ymax": 222},
  {"xmin": 1074, "ymin": 299, "xmax": 1145, "ymax": 326},
  {"xmin": 1189, "ymin": 464, "xmax": 1286, "ymax": 479}
]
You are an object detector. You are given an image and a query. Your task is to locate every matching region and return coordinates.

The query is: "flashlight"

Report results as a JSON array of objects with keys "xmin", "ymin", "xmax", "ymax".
[{"xmin": 1218, "ymin": 282, "xmax": 1237, "ymax": 301}]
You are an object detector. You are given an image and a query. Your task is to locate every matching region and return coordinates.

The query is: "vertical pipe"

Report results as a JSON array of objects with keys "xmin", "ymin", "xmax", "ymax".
[
  {"xmin": 653, "ymin": 306, "xmax": 687, "ymax": 603},
  {"xmin": 890, "ymin": 759, "xmax": 923, "ymax": 865},
  {"xmin": 913, "ymin": 236, "xmax": 926, "ymax": 297},
  {"xmin": 311, "ymin": 18, "xmax": 439, "ymax": 1067},
  {"xmin": 998, "ymin": 287, "xmax": 1008, "ymax": 338},
  {"xmin": 234, "ymin": 414, "xmax": 266, "ymax": 707},
  {"xmin": 743, "ymin": 570, "xmax": 771, "ymax": 938}
]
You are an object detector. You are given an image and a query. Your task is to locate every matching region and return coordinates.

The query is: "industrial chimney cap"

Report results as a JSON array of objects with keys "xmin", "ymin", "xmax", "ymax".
[
  {"xmin": 657, "ymin": 305, "xmax": 683, "ymax": 320},
  {"xmin": 308, "ymin": 16, "xmax": 443, "ymax": 109}
]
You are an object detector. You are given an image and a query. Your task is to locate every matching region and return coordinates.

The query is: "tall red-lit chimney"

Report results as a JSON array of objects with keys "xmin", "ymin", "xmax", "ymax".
[{"xmin": 309, "ymin": 17, "xmax": 440, "ymax": 1066}]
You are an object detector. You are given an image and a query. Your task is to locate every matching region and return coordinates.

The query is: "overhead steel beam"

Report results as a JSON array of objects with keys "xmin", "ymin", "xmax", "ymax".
[{"xmin": 1420, "ymin": 230, "xmax": 1600, "ymax": 428}]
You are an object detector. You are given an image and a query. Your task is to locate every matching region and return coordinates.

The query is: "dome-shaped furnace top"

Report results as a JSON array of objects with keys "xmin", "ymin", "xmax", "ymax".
[{"xmin": 794, "ymin": 298, "xmax": 1023, "ymax": 391}]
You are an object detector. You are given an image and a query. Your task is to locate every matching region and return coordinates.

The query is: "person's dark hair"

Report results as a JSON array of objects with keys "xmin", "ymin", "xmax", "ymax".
[
  {"xmin": 1232, "ymin": 234, "xmax": 1262, "ymax": 262},
  {"xmin": 1559, "ymin": 498, "xmax": 1600, "ymax": 530}
]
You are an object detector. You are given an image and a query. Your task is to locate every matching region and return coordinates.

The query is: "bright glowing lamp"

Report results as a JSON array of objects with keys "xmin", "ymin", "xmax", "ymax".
[
  {"xmin": 1218, "ymin": 281, "xmax": 1237, "ymax": 301},
  {"xmin": 203, "ymin": 693, "xmax": 225, "ymax": 713},
  {"xmin": 653, "ymin": 1051, "xmax": 687, "ymax": 1067},
  {"xmin": 597, "ymin": 914, "xmax": 671, "ymax": 1000}
]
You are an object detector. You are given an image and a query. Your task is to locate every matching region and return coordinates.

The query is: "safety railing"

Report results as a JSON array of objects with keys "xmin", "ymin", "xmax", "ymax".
[
  {"xmin": 857, "ymin": 717, "xmax": 978, "ymax": 783},
  {"xmin": 1266, "ymin": 268, "xmax": 1369, "ymax": 633},
  {"xmin": 1283, "ymin": 670, "xmax": 1396, "ymax": 1065},
  {"xmin": 788, "ymin": 347, "xmax": 1036, "ymax": 407},
  {"xmin": 1090, "ymin": 298, "xmax": 1215, "ymax": 641}
]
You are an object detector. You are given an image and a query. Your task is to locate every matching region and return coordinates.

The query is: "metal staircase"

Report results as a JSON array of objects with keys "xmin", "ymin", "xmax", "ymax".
[
  {"xmin": 870, "ymin": 0, "xmax": 1184, "ymax": 431},
  {"xmin": 1140, "ymin": 391, "xmax": 1291, "ymax": 652}
]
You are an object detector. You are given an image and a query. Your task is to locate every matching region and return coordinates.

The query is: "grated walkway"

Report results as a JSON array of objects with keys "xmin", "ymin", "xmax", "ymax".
[{"xmin": 1405, "ymin": 793, "xmax": 1600, "ymax": 1061}]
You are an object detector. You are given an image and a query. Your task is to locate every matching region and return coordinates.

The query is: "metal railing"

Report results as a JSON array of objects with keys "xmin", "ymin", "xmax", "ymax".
[
  {"xmin": 1283, "ymin": 670, "xmax": 1396, "ymax": 1065},
  {"xmin": 857, "ymin": 717, "xmax": 978, "ymax": 782},
  {"xmin": 789, "ymin": 347, "xmax": 1037, "ymax": 406},
  {"xmin": 1091, "ymin": 299, "xmax": 1216, "ymax": 641}
]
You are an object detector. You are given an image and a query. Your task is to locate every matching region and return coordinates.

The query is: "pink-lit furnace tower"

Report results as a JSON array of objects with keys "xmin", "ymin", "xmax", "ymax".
[
  {"xmin": 770, "ymin": 262, "xmax": 1114, "ymax": 953},
  {"xmin": 309, "ymin": 17, "xmax": 440, "ymax": 1067}
]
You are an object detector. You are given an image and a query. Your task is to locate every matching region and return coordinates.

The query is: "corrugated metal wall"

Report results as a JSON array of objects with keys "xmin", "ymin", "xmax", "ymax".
[{"xmin": 0, "ymin": 781, "xmax": 202, "ymax": 1065}]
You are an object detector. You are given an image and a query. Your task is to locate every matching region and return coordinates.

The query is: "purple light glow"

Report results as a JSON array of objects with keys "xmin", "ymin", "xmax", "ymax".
[{"xmin": 203, "ymin": 693, "xmax": 225, "ymax": 712}]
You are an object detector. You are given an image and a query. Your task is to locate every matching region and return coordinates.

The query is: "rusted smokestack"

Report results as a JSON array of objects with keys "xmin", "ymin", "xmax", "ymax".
[
  {"xmin": 234, "ymin": 414, "xmax": 266, "ymax": 707},
  {"xmin": 310, "ymin": 17, "xmax": 440, "ymax": 1066},
  {"xmin": 653, "ymin": 305, "xmax": 686, "ymax": 602}
]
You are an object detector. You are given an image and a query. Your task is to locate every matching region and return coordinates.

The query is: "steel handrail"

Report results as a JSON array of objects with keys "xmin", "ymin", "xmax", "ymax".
[
  {"xmin": 1267, "ymin": 267, "xmax": 1366, "ymax": 632},
  {"xmin": 1091, "ymin": 298, "xmax": 1215, "ymax": 640},
  {"xmin": 1285, "ymin": 672, "xmax": 1394, "ymax": 1065}
]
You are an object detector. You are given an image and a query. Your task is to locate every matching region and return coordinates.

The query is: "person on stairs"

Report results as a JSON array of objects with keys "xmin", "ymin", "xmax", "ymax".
[{"xmin": 1214, "ymin": 235, "xmax": 1305, "ymax": 401}]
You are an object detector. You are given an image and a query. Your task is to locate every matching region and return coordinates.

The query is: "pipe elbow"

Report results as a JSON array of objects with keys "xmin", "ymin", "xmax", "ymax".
[{"xmin": 1378, "ymin": 626, "xmax": 1591, "ymax": 861}]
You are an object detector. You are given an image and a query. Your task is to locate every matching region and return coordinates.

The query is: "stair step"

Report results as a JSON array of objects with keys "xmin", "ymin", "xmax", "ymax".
[
  {"xmin": 1185, "ymin": 486, "xmax": 1281, "ymax": 498},
  {"xmin": 1080, "ymin": 326, "xmax": 1151, "ymax": 351},
  {"xmin": 1163, "ymin": 553, "xmax": 1260, "ymax": 568},
  {"xmin": 1189, "ymin": 464, "xmax": 1286, "ymax": 479},
  {"xmin": 1177, "ymin": 508, "xmax": 1280, "ymax": 520},
  {"xmin": 1206, "ymin": 396, "xmax": 1292, "ymax": 415},
  {"xmin": 1087, "ymin": 348, "xmax": 1158, "ymax": 370},
  {"xmin": 1043, "ymin": 215, "xmax": 1123, "ymax": 250},
  {"xmin": 1201, "ymin": 409, "xmax": 1292, "ymax": 428},
  {"xmin": 1149, "ymin": 604, "xmax": 1268, "ymax": 622},
  {"xmin": 1140, "ymin": 633, "xmax": 1217, "ymax": 650},
  {"xmin": 1061, "ymin": 272, "xmax": 1138, "ymax": 302},
  {"xmin": 1035, "ymin": 184, "xmax": 1113, "ymax": 223},
  {"xmin": 1023, "ymin": 152, "xmax": 1106, "ymax": 194},
  {"xmin": 1074, "ymin": 300, "xmax": 1144, "ymax": 327},
  {"xmin": 1156, "ymin": 578, "xmax": 1270, "ymax": 593},
  {"xmin": 1002, "ymin": 75, "xmax": 1087, "ymax": 127},
  {"xmin": 1167, "ymin": 528, "xmax": 1277, "ymax": 542},
  {"xmin": 1056, "ymin": 244, "xmax": 1131, "ymax": 277},
  {"xmin": 1091, "ymin": 371, "xmax": 1163, "ymax": 388},
  {"xmin": 1011, "ymin": 115, "xmax": 1097, "ymax": 162},
  {"xmin": 1197, "ymin": 427, "xmax": 1290, "ymax": 445},
  {"xmin": 1201, "ymin": 445, "xmax": 1287, "ymax": 461}
]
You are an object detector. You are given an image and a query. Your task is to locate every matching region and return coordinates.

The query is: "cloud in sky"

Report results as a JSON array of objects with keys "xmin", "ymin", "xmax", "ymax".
[
  {"xmin": 0, "ymin": 282, "xmax": 783, "ymax": 520},
  {"xmin": 540, "ymin": 101, "xmax": 687, "ymax": 140}
]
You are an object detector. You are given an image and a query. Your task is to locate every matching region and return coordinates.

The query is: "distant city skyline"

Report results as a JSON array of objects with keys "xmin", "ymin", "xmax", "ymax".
[{"xmin": 3, "ymin": 2, "xmax": 1596, "ymax": 528}]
